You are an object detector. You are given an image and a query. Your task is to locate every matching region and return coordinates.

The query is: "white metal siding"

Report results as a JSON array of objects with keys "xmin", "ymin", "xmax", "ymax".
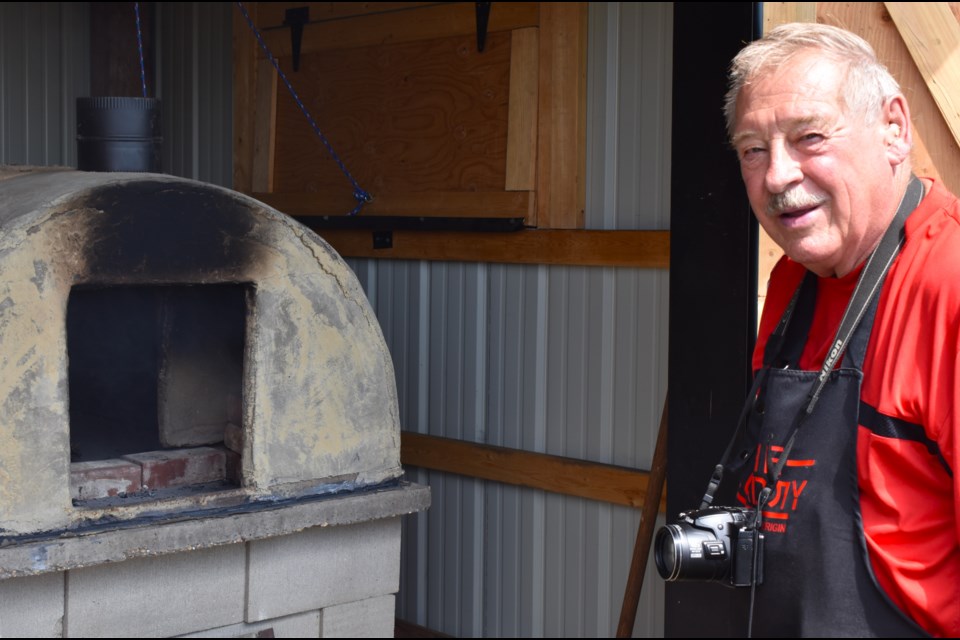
[{"xmin": 346, "ymin": 4, "xmax": 673, "ymax": 636}]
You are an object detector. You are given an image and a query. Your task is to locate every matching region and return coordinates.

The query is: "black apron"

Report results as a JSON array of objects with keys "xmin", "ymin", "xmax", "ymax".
[
  {"xmin": 730, "ymin": 271, "xmax": 929, "ymax": 638},
  {"xmin": 688, "ymin": 176, "xmax": 931, "ymax": 636}
]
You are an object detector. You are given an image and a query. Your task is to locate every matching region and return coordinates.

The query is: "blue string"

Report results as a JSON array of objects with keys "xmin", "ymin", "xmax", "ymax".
[
  {"xmin": 134, "ymin": 2, "xmax": 147, "ymax": 98},
  {"xmin": 235, "ymin": 1, "xmax": 372, "ymax": 216}
]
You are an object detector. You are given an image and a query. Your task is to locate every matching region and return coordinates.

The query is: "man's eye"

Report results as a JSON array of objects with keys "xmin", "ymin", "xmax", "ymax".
[
  {"xmin": 741, "ymin": 146, "xmax": 766, "ymax": 160},
  {"xmin": 799, "ymin": 133, "xmax": 823, "ymax": 143}
]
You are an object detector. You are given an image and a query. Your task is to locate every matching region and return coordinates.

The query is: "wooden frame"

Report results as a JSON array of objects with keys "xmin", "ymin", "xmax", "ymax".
[
  {"xmin": 233, "ymin": 2, "xmax": 587, "ymax": 230},
  {"xmin": 229, "ymin": 2, "xmax": 669, "ymax": 269},
  {"xmin": 310, "ymin": 228, "xmax": 669, "ymax": 268}
]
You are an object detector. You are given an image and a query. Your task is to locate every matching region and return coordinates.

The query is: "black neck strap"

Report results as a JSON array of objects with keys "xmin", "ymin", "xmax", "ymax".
[{"xmin": 698, "ymin": 174, "xmax": 924, "ymax": 511}]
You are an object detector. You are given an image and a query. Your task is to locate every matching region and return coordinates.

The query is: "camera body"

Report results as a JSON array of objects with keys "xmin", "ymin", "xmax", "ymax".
[{"xmin": 654, "ymin": 506, "xmax": 763, "ymax": 588}]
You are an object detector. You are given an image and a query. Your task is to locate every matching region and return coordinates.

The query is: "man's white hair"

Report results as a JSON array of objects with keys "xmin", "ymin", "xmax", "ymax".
[{"xmin": 723, "ymin": 22, "xmax": 902, "ymax": 136}]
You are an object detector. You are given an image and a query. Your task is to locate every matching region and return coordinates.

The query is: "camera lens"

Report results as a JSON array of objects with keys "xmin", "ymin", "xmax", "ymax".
[
  {"xmin": 655, "ymin": 525, "xmax": 683, "ymax": 581},
  {"xmin": 655, "ymin": 517, "xmax": 734, "ymax": 583}
]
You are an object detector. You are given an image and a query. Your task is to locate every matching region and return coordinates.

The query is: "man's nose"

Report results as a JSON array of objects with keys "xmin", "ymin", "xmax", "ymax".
[{"xmin": 765, "ymin": 144, "xmax": 803, "ymax": 194}]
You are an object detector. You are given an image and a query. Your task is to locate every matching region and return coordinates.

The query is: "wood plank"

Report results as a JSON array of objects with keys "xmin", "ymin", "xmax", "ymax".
[
  {"xmin": 885, "ymin": 2, "xmax": 960, "ymax": 151},
  {"xmin": 818, "ymin": 3, "xmax": 960, "ymax": 195},
  {"xmin": 506, "ymin": 28, "xmax": 539, "ymax": 192},
  {"xmin": 310, "ymin": 228, "xmax": 670, "ymax": 268},
  {"xmin": 257, "ymin": 190, "xmax": 531, "ymax": 218},
  {"xmin": 252, "ymin": 58, "xmax": 277, "ymax": 193},
  {"xmin": 258, "ymin": 2, "xmax": 540, "ymax": 58},
  {"xmin": 400, "ymin": 432, "xmax": 667, "ymax": 510},
  {"xmin": 232, "ymin": 1, "xmax": 258, "ymax": 193},
  {"xmin": 90, "ymin": 2, "xmax": 155, "ymax": 98},
  {"xmin": 537, "ymin": 2, "xmax": 587, "ymax": 229},
  {"xmin": 762, "ymin": 1, "xmax": 817, "ymax": 31},
  {"xmin": 256, "ymin": 2, "xmax": 438, "ymax": 30}
]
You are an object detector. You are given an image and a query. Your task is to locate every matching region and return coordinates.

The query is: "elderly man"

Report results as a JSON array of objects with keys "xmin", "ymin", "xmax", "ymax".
[{"xmin": 686, "ymin": 22, "xmax": 958, "ymax": 637}]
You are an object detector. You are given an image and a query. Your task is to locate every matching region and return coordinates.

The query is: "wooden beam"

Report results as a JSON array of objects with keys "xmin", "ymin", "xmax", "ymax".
[
  {"xmin": 256, "ymin": 2, "xmax": 437, "ymax": 29},
  {"xmin": 90, "ymin": 2, "xmax": 155, "ymax": 97},
  {"xmin": 258, "ymin": 2, "xmax": 539, "ymax": 58},
  {"xmin": 310, "ymin": 228, "xmax": 670, "ymax": 268},
  {"xmin": 536, "ymin": 2, "xmax": 587, "ymax": 229},
  {"xmin": 886, "ymin": 2, "xmax": 960, "ymax": 151},
  {"xmin": 401, "ymin": 432, "xmax": 667, "ymax": 510}
]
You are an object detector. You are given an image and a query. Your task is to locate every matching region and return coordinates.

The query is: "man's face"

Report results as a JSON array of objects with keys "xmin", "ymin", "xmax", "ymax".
[{"xmin": 732, "ymin": 50, "xmax": 901, "ymax": 277}]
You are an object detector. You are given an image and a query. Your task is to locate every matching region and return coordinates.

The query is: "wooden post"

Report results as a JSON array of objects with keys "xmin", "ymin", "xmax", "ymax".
[{"xmin": 616, "ymin": 392, "xmax": 668, "ymax": 638}]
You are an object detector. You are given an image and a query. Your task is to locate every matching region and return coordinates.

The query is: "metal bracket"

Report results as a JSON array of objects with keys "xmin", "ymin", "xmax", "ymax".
[
  {"xmin": 476, "ymin": 2, "xmax": 491, "ymax": 52},
  {"xmin": 373, "ymin": 230, "xmax": 393, "ymax": 250},
  {"xmin": 284, "ymin": 7, "xmax": 309, "ymax": 72}
]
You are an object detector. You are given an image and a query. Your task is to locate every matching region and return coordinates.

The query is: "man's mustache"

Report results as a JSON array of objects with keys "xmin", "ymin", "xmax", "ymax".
[{"xmin": 767, "ymin": 190, "xmax": 828, "ymax": 216}]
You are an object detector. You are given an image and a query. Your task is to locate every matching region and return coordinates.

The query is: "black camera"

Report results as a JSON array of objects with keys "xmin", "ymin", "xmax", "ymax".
[{"xmin": 654, "ymin": 506, "xmax": 763, "ymax": 587}]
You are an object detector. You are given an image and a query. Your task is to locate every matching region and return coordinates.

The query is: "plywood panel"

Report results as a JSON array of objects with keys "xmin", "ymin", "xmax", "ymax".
[{"xmin": 271, "ymin": 31, "xmax": 511, "ymax": 198}]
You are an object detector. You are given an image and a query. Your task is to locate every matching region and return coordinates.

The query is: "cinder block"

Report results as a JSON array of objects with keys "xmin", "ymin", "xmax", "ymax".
[
  {"xmin": 177, "ymin": 610, "xmax": 320, "ymax": 638},
  {"xmin": 66, "ymin": 544, "xmax": 245, "ymax": 637},
  {"xmin": 0, "ymin": 572, "xmax": 65, "ymax": 637},
  {"xmin": 70, "ymin": 459, "xmax": 142, "ymax": 500},
  {"xmin": 123, "ymin": 446, "xmax": 225, "ymax": 489},
  {"xmin": 320, "ymin": 595, "xmax": 395, "ymax": 638},
  {"xmin": 246, "ymin": 517, "xmax": 401, "ymax": 622}
]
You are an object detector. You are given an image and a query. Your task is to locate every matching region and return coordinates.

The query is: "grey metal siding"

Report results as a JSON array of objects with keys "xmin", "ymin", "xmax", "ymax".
[
  {"xmin": 346, "ymin": 4, "xmax": 672, "ymax": 636},
  {"xmin": 0, "ymin": 1, "xmax": 89, "ymax": 167}
]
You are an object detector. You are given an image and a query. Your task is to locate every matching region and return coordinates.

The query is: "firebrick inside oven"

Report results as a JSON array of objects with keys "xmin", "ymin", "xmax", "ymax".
[{"xmin": 0, "ymin": 166, "xmax": 429, "ymax": 638}]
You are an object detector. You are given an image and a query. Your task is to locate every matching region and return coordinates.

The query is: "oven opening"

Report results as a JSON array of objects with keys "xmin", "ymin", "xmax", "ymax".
[{"xmin": 67, "ymin": 283, "xmax": 249, "ymax": 504}]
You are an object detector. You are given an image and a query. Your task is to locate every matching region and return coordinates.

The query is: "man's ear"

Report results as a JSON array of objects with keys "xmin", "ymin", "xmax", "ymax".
[{"xmin": 883, "ymin": 95, "xmax": 912, "ymax": 166}]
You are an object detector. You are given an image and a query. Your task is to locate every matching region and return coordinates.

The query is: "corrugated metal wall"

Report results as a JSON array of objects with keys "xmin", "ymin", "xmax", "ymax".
[
  {"xmin": 157, "ymin": 1, "xmax": 233, "ymax": 187},
  {"xmin": 1, "ymin": 2, "xmax": 672, "ymax": 636},
  {"xmin": 0, "ymin": 1, "xmax": 89, "ymax": 166},
  {"xmin": 346, "ymin": 4, "xmax": 673, "ymax": 636}
]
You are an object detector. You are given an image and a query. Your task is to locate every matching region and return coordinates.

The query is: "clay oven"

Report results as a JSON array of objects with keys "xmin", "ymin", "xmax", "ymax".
[{"xmin": 0, "ymin": 166, "xmax": 429, "ymax": 638}]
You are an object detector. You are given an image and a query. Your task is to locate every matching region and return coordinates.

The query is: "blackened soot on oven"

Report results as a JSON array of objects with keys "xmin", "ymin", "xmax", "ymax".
[{"xmin": 81, "ymin": 181, "xmax": 261, "ymax": 280}]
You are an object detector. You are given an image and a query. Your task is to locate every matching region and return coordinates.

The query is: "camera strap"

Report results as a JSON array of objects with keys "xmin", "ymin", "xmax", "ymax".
[
  {"xmin": 761, "ymin": 173, "xmax": 922, "ymax": 491},
  {"xmin": 699, "ymin": 174, "xmax": 923, "ymax": 512}
]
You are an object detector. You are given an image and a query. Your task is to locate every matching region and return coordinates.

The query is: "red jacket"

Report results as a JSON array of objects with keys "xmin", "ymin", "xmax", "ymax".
[{"xmin": 753, "ymin": 178, "xmax": 960, "ymax": 637}]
